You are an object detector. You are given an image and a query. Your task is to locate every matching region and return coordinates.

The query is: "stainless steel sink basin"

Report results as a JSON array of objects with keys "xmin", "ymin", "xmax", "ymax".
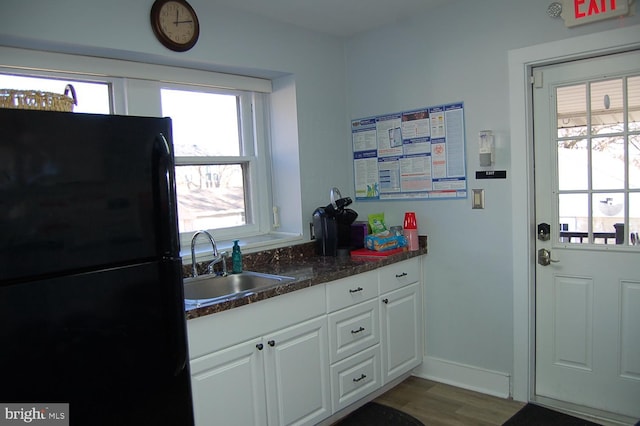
[{"xmin": 183, "ymin": 271, "xmax": 296, "ymax": 304}]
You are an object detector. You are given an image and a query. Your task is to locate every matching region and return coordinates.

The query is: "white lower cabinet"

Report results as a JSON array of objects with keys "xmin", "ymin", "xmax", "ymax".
[
  {"xmin": 326, "ymin": 270, "xmax": 382, "ymax": 413},
  {"xmin": 330, "ymin": 344, "xmax": 381, "ymax": 412},
  {"xmin": 379, "ymin": 258, "xmax": 422, "ymax": 385},
  {"xmin": 190, "ymin": 316, "xmax": 330, "ymax": 426},
  {"xmin": 327, "ymin": 298, "xmax": 379, "ymax": 363},
  {"xmin": 188, "ymin": 285, "xmax": 330, "ymax": 426},
  {"xmin": 190, "ymin": 336, "xmax": 267, "ymax": 426},
  {"xmin": 188, "ymin": 256, "xmax": 424, "ymax": 425},
  {"xmin": 263, "ymin": 316, "xmax": 330, "ymax": 426},
  {"xmin": 380, "ymin": 282, "xmax": 421, "ymax": 384}
]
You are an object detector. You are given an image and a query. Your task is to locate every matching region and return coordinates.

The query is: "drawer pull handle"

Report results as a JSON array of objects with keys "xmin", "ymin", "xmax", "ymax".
[
  {"xmin": 351, "ymin": 326, "xmax": 365, "ymax": 334},
  {"xmin": 268, "ymin": 340, "xmax": 276, "ymax": 347},
  {"xmin": 395, "ymin": 272, "xmax": 407, "ymax": 278},
  {"xmin": 256, "ymin": 343, "xmax": 264, "ymax": 350},
  {"xmin": 349, "ymin": 287, "xmax": 364, "ymax": 293},
  {"xmin": 353, "ymin": 374, "xmax": 367, "ymax": 383},
  {"xmin": 382, "ymin": 298, "xmax": 389, "ymax": 304}
]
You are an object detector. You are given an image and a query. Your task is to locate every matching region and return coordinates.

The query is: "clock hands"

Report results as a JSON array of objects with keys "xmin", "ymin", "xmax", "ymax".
[{"xmin": 173, "ymin": 8, "xmax": 192, "ymax": 26}]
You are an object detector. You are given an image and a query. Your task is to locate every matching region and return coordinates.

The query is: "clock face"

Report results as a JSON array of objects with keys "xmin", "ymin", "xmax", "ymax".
[{"xmin": 151, "ymin": 0, "xmax": 199, "ymax": 51}]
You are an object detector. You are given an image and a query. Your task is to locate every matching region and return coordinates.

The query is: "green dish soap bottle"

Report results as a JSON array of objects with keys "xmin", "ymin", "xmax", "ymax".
[{"xmin": 232, "ymin": 240, "xmax": 242, "ymax": 274}]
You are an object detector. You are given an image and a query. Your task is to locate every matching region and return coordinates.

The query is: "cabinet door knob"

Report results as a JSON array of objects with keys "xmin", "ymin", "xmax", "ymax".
[
  {"xmin": 395, "ymin": 272, "xmax": 407, "ymax": 278},
  {"xmin": 350, "ymin": 326, "xmax": 365, "ymax": 334},
  {"xmin": 349, "ymin": 287, "xmax": 363, "ymax": 293},
  {"xmin": 267, "ymin": 340, "xmax": 276, "ymax": 347},
  {"xmin": 256, "ymin": 343, "xmax": 264, "ymax": 350},
  {"xmin": 382, "ymin": 298, "xmax": 389, "ymax": 304}
]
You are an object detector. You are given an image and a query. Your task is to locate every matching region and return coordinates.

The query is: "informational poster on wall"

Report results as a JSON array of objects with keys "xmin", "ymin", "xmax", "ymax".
[{"xmin": 351, "ymin": 102, "xmax": 467, "ymax": 201}]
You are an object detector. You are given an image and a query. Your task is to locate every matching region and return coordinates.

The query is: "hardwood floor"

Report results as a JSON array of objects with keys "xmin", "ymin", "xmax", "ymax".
[{"xmin": 373, "ymin": 376, "xmax": 525, "ymax": 426}]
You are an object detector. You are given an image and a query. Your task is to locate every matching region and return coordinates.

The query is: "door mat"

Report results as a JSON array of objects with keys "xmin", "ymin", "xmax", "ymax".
[
  {"xmin": 336, "ymin": 401, "xmax": 424, "ymax": 426},
  {"xmin": 503, "ymin": 403, "xmax": 603, "ymax": 425}
]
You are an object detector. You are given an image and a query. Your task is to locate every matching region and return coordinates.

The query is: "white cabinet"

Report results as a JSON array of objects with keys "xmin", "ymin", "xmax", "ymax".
[
  {"xmin": 330, "ymin": 344, "xmax": 381, "ymax": 412},
  {"xmin": 328, "ymin": 298, "xmax": 379, "ymax": 363},
  {"xmin": 188, "ymin": 285, "xmax": 330, "ymax": 426},
  {"xmin": 379, "ymin": 259, "xmax": 422, "ymax": 385},
  {"xmin": 188, "ymin": 256, "xmax": 424, "ymax": 425},
  {"xmin": 190, "ymin": 336, "xmax": 267, "ymax": 426},
  {"xmin": 326, "ymin": 270, "xmax": 378, "ymax": 313},
  {"xmin": 264, "ymin": 316, "xmax": 330, "ymax": 426},
  {"xmin": 326, "ymin": 270, "xmax": 381, "ymax": 412}
]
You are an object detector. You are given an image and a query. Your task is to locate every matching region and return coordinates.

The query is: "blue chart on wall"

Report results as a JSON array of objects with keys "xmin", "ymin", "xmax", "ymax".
[{"xmin": 351, "ymin": 102, "xmax": 467, "ymax": 201}]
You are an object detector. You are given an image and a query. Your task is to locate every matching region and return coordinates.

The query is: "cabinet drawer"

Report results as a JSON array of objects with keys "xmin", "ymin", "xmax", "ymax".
[
  {"xmin": 330, "ymin": 344, "xmax": 381, "ymax": 413},
  {"xmin": 328, "ymin": 299, "xmax": 379, "ymax": 363},
  {"xmin": 378, "ymin": 258, "xmax": 421, "ymax": 294},
  {"xmin": 326, "ymin": 269, "xmax": 378, "ymax": 313}
]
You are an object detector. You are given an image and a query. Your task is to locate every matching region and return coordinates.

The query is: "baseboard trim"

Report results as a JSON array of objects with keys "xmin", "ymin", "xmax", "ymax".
[{"xmin": 413, "ymin": 356, "xmax": 511, "ymax": 399}]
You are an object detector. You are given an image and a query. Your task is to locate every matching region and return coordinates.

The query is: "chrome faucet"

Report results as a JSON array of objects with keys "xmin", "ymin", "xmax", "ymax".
[
  {"xmin": 209, "ymin": 251, "xmax": 228, "ymax": 277},
  {"xmin": 190, "ymin": 230, "xmax": 227, "ymax": 277}
]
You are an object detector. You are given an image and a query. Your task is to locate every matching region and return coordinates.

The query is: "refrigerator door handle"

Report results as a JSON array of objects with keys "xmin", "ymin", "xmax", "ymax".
[
  {"xmin": 165, "ymin": 259, "xmax": 190, "ymax": 377},
  {"xmin": 153, "ymin": 133, "xmax": 181, "ymax": 258}
]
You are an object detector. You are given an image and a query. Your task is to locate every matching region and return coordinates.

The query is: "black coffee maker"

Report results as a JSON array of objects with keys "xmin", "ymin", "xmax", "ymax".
[{"xmin": 313, "ymin": 188, "xmax": 358, "ymax": 256}]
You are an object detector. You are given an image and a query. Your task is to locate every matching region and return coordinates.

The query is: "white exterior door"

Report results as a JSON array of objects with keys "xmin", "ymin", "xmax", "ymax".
[{"xmin": 533, "ymin": 49, "xmax": 640, "ymax": 419}]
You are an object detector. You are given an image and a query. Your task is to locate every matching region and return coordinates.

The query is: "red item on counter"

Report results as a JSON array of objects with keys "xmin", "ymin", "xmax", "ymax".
[
  {"xmin": 403, "ymin": 212, "xmax": 419, "ymax": 251},
  {"xmin": 403, "ymin": 212, "xmax": 417, "ymax": 229}
]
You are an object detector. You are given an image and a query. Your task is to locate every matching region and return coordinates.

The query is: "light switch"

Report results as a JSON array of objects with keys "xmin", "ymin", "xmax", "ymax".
[{"xmin": 472, "ymin": 189, "xmax": 485, "ymax": 209}]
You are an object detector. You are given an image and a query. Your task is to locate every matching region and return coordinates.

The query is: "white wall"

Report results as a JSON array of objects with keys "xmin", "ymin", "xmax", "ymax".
[{"xmin": 344, "ymin": 0, "xmax": 640, "ymax": 396}]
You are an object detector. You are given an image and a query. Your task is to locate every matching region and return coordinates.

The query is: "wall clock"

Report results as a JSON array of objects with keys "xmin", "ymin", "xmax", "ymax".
[{"xmin": 150, "ymin": 0, "xmax": 200, "ymax": 52}]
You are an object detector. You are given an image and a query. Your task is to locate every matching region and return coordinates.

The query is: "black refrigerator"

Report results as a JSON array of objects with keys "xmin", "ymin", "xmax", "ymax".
[{"xmin": 0, "ymin": 109, "xmax": 194, "ymax": 425}]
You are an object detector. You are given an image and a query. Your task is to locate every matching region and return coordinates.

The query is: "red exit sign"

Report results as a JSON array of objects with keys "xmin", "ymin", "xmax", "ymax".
[{"xmin": 562, "ymin": 0, "xmax": 632, "ymax": 27}]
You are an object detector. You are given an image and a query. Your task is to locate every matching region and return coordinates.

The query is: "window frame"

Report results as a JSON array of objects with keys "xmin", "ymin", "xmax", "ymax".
[{"xmin": 159, "ymin": 83, "xmax": 274, "ymax": 249}]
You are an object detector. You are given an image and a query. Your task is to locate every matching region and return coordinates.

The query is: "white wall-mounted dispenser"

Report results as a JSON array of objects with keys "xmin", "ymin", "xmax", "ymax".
[{"xmin": 479, "ymin": 130, "xmax": 495, "ymax": 167}]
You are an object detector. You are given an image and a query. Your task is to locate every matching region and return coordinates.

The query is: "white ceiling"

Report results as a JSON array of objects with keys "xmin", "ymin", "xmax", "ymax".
[{"xmin": 210, "ymin": 0, "xmax": 454, "ymax": 37}]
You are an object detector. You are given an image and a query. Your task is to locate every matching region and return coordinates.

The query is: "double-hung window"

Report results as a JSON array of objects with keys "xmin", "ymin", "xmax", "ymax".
[{"xmin": 160, "ymin": 86, "xmax": 272, "ymax": 247}]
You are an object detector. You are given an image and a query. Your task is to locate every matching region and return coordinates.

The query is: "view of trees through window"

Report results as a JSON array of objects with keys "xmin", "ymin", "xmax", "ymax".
[{"xmin": 161, "ymin": 88, "xmax": 248, "ymax": 234}]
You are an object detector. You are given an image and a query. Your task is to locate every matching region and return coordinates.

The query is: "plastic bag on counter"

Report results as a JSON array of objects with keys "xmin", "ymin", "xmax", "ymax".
[
  {"xmin": 365, "ymin": 231, "xmax": 407, "ymax": 252},
  {"xmin": 368, "ymin": 212, "xmax": 387, "ymax": 234}
]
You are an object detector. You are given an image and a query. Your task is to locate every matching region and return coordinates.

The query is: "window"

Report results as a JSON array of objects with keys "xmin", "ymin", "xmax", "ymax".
[
  {"xmin": 0, "ymin": 47, "xmax": 294, "ymax": 255},
  {"xmin": 555, "ymin": 75, "xmax": 640, "ymax": 245},
  {"xmin": 161, "ymin": 87, "xmax": 265, "ymax": 242},
  {"xmin": 0, "ymin": 73, "xmax": 111, "ymax": 114}
]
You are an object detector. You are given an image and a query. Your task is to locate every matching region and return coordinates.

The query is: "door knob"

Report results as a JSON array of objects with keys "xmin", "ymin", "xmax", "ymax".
[{"xmin": 538, "ymin": 248, "xmax": 559, "ymax": 266}]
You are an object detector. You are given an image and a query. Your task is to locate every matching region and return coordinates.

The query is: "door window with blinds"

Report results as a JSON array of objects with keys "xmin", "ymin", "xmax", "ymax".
[{"xmin": 555, "ymin": 74, "xmax": 640, "ymax": 245}]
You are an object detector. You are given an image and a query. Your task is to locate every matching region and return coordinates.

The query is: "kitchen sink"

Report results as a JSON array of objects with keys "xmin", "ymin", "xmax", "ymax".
[{"xmin": 183, "ymin": 271, "xmax": 296, "ymax": 305}]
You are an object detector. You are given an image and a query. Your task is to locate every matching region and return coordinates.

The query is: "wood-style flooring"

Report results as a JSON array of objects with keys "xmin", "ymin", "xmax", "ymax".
[{"xmin": 373, "ymin": 376, "xmax": 525, "ymax": 426}]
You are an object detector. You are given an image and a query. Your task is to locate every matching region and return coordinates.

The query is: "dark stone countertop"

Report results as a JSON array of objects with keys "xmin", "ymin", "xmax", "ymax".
[{"xmin": 184, "ymin": 238, "xmax": 427, "ymax": 320}]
